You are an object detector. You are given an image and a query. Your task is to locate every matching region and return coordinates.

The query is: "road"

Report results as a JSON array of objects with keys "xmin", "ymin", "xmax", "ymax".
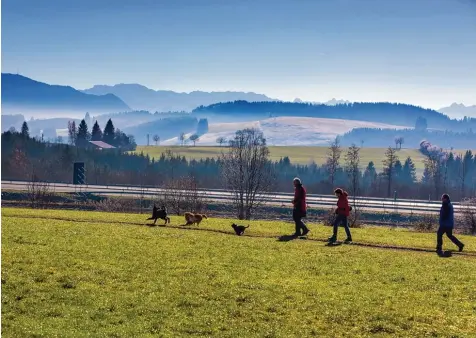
[{"xmin": 2, "ymin": 180, "xmax": 474, "ymax": 214}]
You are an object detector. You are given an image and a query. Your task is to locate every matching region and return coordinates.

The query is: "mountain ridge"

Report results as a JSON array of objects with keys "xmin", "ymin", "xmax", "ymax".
[
  {"xmin": 82, "ymin": 83, "xmax": 279, "ymax": 112},
  {"xmin": 438, "ymin": 103, "xmax": 476, "ymax": 119},
  {"xmin": 1, "ymin": 73, "xmax": 131, "ymax": 116}
]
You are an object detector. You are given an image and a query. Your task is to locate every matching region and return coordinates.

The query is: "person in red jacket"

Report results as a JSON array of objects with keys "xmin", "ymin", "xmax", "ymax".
[
  {"xmin": 292, "ymin": 177, "xmax": 309, "ymax": 236},
  {"xmin": 328, "ymin": 188, "xmax": 352, "ymax": 243}
]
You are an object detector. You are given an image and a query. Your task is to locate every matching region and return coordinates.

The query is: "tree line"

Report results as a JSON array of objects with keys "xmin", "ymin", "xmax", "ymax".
[
  {"xmin": 341, "ymin": 127, "xmax": 476, "ymax": 149},
  {"xmin": 193, "ymin": 101, "xmax": 476, "ymax": 131},
  {"xmin": 2, "ymin": 129, "xmax": 475, "ymax": 204}
]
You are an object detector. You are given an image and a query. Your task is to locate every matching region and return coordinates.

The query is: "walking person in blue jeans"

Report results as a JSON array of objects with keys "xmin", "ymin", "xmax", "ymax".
[
  {"xmin": 328, "ymin": 188, "xmax": 352, "ymax": 244},
  {"xmin": 436, "ymin": 193, "xmax": 464, "ymax": 255}
]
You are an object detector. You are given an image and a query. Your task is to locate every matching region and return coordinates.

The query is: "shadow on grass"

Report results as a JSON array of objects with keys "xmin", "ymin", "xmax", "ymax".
[
  {"xmin": 437, "ymin": 251, "xmax": 453, "ymax": 258},
  {"xmin": 277, "ymin": 234, "xmax": 299, "ymax": 242},
  {"xmin": 145, "ymin": 223, "xmax": 167, "ymax": 227},
  {"xmin": 325, "ymin": 242, "xmax": 343, "ymax": 247}
]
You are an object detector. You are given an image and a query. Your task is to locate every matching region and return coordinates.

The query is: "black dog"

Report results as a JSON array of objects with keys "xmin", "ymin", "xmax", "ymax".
[
  {"xmin": 231, "ymin": 223, "xmax": 249, "ymax": 236},
  {"xmin": 147, "ymin": 204, "xmax": 170, "ymax": 225}
]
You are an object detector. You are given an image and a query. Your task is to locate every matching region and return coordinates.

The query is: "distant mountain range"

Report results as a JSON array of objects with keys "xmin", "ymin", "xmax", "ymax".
[
  {"xmin": 82, "ymin": 84, "xmax": 279, "ymax": 112},
  {"xmin": 1, "ymin": 73, "xmax": 130, "ymax": 116},
  {"xmin": 293, "ymin": 98, "xmax": 351, "ymax": 105},
  {"xmin": 438, "ymin": 103, "xmax": 476, "ymax": 119}
]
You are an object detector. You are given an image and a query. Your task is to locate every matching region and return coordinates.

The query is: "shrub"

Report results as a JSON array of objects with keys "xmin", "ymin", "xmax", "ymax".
[
  {"xmin": 458, "ymin": 198, "xmax": 476, "ymax": 235},
  {"xmin": 413, "ymin": 213, "xmax": 437, "ymax": 232}
]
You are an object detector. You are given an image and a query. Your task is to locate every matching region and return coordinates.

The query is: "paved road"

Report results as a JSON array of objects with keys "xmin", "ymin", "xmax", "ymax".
[{"xmin": 2, "ymin": 180, "xmax": 474, "ymax": 214}]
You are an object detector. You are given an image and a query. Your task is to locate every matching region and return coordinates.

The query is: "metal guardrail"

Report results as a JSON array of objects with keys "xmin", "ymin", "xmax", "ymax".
[
  {"xmin": 2, "ymin": 180, "xmax": 475, "ymax": 214},
  {"xmin": 0, "ymin": 180, "xmax": 451, "ymax": 203}
]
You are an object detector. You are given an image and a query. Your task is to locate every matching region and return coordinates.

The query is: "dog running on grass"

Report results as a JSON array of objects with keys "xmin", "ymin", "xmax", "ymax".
[
  {"xmin": 231, "ymin": 223, "xmax": 250, "ymax": 236},
  {"xmin": 184, "ymin": 212, "xmax": 208, "ymax": 226},
  {"xmin": 147, "ymin": 204, "xmax": 170, "ymax": 225}
]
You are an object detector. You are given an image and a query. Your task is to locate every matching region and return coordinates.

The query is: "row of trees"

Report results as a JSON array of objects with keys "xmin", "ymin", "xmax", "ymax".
[
  {"xmin": 67, "ymin": 118, "xmax": 136, "ymax": 150},
  {"xmin": 2, "ymin": 128, "xmax": 476, "ymax": 218},
  {"xmin": 341, "ymin": 127, "xmax": 476, "ymax": 149}
]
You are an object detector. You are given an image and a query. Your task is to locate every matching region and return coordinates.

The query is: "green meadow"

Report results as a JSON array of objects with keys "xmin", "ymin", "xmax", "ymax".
[{"xmin": 2, "ymin": 208, "xmax": 476, "ymax": 337}]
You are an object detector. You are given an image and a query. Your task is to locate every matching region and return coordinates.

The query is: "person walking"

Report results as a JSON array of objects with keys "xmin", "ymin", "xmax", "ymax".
[
  {"xmin": 328, "ymin": 188, "xmax": 352, "ymax": 243},
  {"xmin": 437, "ymin": 193, "xmax": 464, "ymax": 255},
  {"xmin": 292, "ymin": 177, "xmax": 309, "ymax": 236}
]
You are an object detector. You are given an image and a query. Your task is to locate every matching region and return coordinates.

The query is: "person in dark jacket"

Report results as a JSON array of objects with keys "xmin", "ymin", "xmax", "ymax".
[
  {"xmin": 292, "ymin": 177, "xmax": 309, "ymax": 236},
  {"xmin": 437, "ymin": 194, "xmax": 464, "ymax": 254},
  {"xmin": 328, "ymin": 188, "xmax": 352, "ymax": 243}
]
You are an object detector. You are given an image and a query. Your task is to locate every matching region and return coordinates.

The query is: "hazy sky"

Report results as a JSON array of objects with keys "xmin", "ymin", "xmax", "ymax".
[{"xmin": 2, "ymin": 0, "xmax": 476, "ymax": 109}]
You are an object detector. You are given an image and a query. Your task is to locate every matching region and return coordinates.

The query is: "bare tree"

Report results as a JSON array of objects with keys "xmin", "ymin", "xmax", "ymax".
[
  {"xmin": 345, "ymin": 144, "xmax": 361, "ymax": 227},
  {"xmin": 162, "ymin": 175, "xmax": 205, "ymax": 215},
  {"xmin": 220, "ymin": 128, "xmax": 275, "ymax": 220},
  {"xmin": 27, "ymin": 175, "xmax": 53, "ymax": 208},
  {"xmin": 153, "ymin": 134, "xmax": 160, "ymax": 146},
  {"xmin": 179, "ymin": 132, "xmax": 186, "ymax": 146},
  {"xmin": 459, "ymin": 198, "xmax": 476, "ymax": 235},
  {"xmin": 394, "ymin": 136, "xmax": 404, "ymax": 149},
  {"xmin": 189, "ymin": 134, "xmax": 200, "ymax": 146},
  {"xmin": 326, "ymin": 137, "xmax": 342, "ymax": 186},
  {"xmin": 382, "ymin": 146, "xmax": 399, "ymax": 198},
  {"xmin": 216, "ymin": 137, "xmax": 227, "ymax": 147}
]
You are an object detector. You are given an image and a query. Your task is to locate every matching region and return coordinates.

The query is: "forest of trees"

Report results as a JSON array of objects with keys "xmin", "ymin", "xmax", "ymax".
[
  {"xmin": 193, "ymin": 101, "xmax": 476, "ymax": 131},
  {"xmin": 2, "ymin": 129, "xmax": 476, "ymax": 201},
  {"xmin": 66, "ymin": 118, "xmax": 136, "ymax": 150}
]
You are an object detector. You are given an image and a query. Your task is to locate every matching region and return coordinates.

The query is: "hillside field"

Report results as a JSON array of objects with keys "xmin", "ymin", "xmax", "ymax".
[
  {"xmin": 136, "ymin": 146, "xmax": 428, "ymax": 172},
  {"xmin": 2, "ymin": 208, "xmax": 476, "ymax": 337}
]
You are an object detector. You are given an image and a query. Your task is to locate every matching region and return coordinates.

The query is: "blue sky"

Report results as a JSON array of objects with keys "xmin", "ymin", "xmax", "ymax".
[{"xmin": 2, "ymin": 0, "xmax": 476, "ymax": 109}]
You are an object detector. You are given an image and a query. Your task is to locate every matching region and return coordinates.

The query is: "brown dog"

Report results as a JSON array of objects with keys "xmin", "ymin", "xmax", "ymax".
[{"xmin": 184, "ymin": 212, "xmax": 208, "ymax": 226}]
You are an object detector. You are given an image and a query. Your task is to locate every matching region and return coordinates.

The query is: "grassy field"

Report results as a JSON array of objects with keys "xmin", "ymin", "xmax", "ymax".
[
  {"xmin": 136, "ymin": 146, "xmax": 430, "ymax": 172},
  {"xmin": 2, "ymin": 208, "xmax": 476, "ymax": 337}
]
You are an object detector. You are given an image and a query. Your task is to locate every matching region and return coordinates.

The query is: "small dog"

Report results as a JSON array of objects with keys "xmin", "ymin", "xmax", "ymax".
[
  {"xmin": 231, "ymin": 223, "xmax": 250, "ymax": 236},
  {"xmin": 147, "ymin": 204, "xmax": 170, "ymax": 225},
  {"xmin": 184, "ymin": 212, "xmax": 208, "ymax": 226}
]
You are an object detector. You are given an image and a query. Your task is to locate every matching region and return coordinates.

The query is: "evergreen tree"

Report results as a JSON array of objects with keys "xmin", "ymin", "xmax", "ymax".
[
  {"xmin": 91, "ymin": 121, "xmax": 103, "ymax": 141},
  {"xmin": 415, "ymin": 116, "xmax": 428, "ymax": 131},
  {"xmin": 85, "ymin": 112, "xmax": 91, "ymax": 126},
  {"xmin": 445, "ymin": 152, "xmax": 457, "ymax": 188},
  {"xmin": 21, "ymin": 121, "xmax": 29, "ymax": 138},
  {"xmin": 76, "ymin": 119, "xmax": 90, "ymax": 147},
  {"xmin": 103, "ymin": 119, "xmax": 115, "ymax": 145},
  {"xmin": 402, "ymin": 157, "xmax": 417, "ymax": 185},
  {"xmin": 67, "ymin": 121, "xmax": 77, "ymax": 146},
  {"xmin": 394, "ymin": 159, "xmax": 403, "ymax": 184},
  {"xmin": 363, "ymin": 161, "xmax": 377, "ymax": 193},
  {"xmin": 382, "ymin": 147, "xmax": 399, "ymax": 197},
  {"xmin": 197, "ymin": 118, "xmax": 209, "ymax": 135}
]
